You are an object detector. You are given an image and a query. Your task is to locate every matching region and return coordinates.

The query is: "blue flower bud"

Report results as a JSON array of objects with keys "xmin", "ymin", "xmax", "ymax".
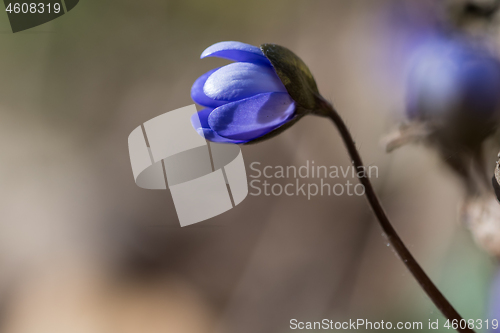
[
  {"xmin": 406, "ymin": 37, "xmax": 500, "ymax": 148},
  {"xmin": 191, "ymin": 41, "xmax": 297, "ymax": 144}
]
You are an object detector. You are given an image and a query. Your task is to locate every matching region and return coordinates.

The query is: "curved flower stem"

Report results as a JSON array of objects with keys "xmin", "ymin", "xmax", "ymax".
[{"xmin": 316, "ymin": 99, "xmax": 474, "ymax": 333}]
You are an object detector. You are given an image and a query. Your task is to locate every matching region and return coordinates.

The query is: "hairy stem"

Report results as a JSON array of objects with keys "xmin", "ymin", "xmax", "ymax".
[{"xmin": 317, "ymin": 99, "xmax": 473, "ymax": 333}]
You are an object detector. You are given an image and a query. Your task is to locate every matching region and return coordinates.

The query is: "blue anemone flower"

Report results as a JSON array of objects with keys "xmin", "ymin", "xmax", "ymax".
[
  {"xmin": 191, "ymin": 41, "xmax": 296, "ymax": 144},
  {"xmin": 406, "ymin": 37, "xmax": 500, "ymax": 147},
  {"xmin": 407, "ymin": 38, "xmax": 500, "ymax": 120}
]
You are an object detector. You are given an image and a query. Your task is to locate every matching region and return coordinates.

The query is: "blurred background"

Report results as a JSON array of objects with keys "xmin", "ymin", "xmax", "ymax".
[{"xmin": 0, "ymin": 0, "xmax": 497, "ymax": 332}]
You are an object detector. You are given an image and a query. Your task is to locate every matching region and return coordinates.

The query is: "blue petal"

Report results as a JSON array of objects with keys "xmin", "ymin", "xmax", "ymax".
[
  {"xmin": 201, "ymin": 41, "xmax": 271, "ymax": 66},
  {"xmin": 197, "ymin": 128, "xmax": 247, "ymax": 144},
  {"xmin": 191, "ymin": 108, "xmax": 212, "ymax": 129},
  {"xmin": 191, "ymin": 68, "xmax": 228, "ymax": 108},
  {"xmin": 191, "ymin": 108, "xmax": 246, "ymax": 144},
  {"xmin": 459, "ymin": 56, "xmax": 500, "ymax": 117},
  {"xmin": 204, "ymin": 62, "xmax": 287, "ymax": 102},
  {"xmin": 208, "ymin": 92, "xmax": 295, "ymax": 141}
]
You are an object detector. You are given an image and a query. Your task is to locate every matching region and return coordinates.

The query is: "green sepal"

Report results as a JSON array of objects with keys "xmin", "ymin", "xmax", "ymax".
[{"xmin": 261, "ymin": 43, "xmax": 320, "ymax": 110}]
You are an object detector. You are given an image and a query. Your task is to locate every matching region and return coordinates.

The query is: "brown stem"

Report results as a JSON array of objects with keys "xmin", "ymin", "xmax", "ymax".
[{"xmin": 317, "ymin": 100, "xmax": 474, "ymax": 333}]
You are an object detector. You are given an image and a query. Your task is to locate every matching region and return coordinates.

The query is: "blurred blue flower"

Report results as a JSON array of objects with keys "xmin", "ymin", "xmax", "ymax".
[
  {"xmin": 191, "ymin": 41, "xmax": 296, "ymax": 144},
  {"xmin": 406, "ymin": 37, "xmax": 500, "ymax": 146},
  {"xmin": 489, "ymin": 268, "xmax": 500, "ymax": 332}
]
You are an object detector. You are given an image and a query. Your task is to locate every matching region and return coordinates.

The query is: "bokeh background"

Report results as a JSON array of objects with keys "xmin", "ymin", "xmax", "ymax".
[{"xmin": 0, "ymin": 0, "xmax": 497, "ymax": 332}]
